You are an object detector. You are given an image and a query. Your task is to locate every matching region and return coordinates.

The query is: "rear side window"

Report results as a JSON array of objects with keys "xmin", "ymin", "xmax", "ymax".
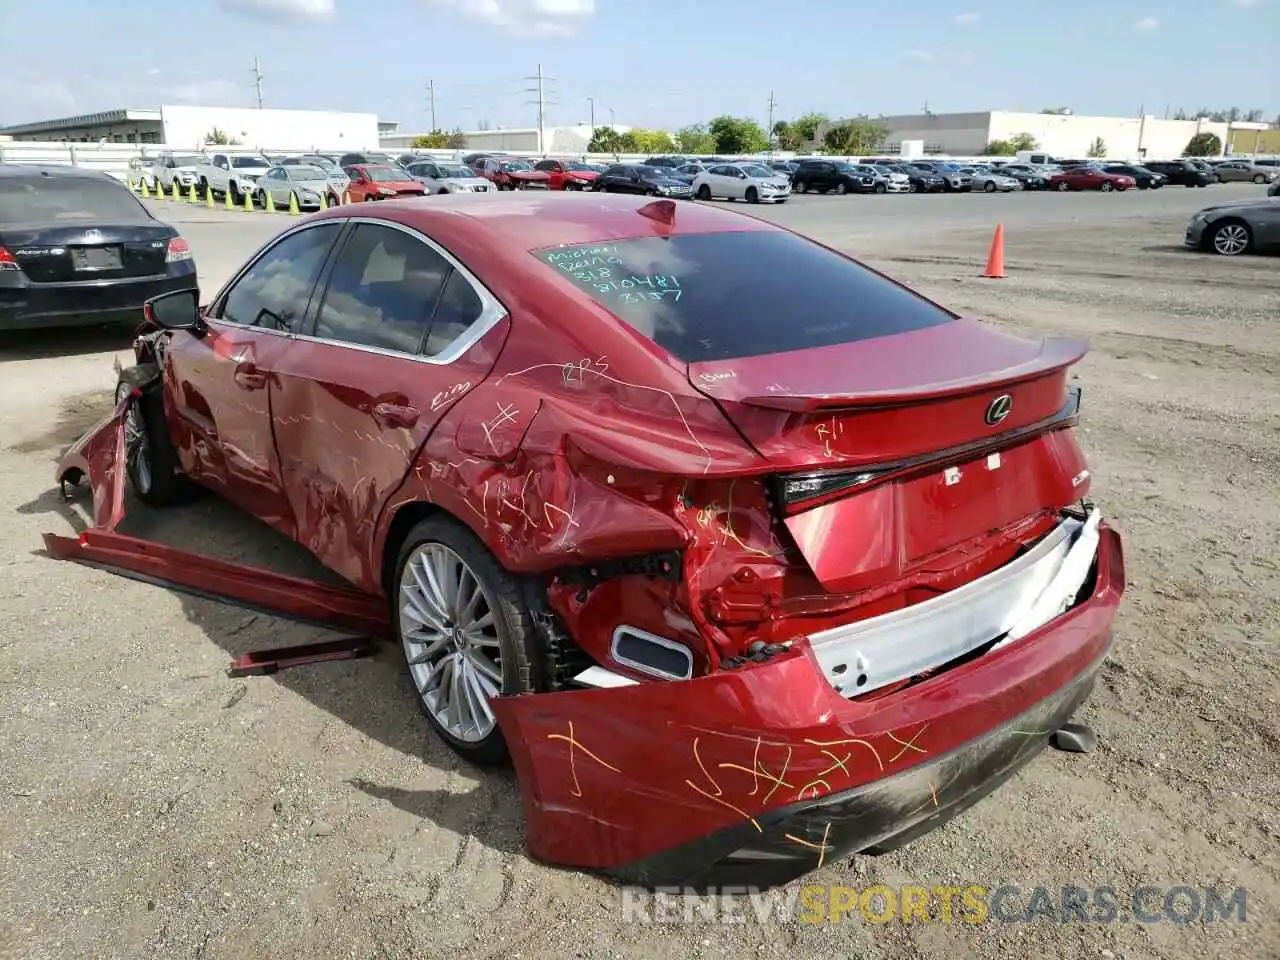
[
  {"xmin": 533, "ymin": 231, "xmax": 954, "ymax": 363},
  {"xmin": 312, "ymin": 223, "xmax": 450, "ymax": 353},
  {"xmin": 0, "ymin": 176, "xmax": 151, "ymax": 224}
]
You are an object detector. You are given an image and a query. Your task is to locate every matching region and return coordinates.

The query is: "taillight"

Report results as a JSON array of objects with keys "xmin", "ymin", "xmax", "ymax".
[
  {"xmin": 0, "ymin": 246, "xmax": 19, "ymax": 271},
  {"xmin": 165, "ymin": 237, "xmax": 191, "ymax": 263},
  {"xmin": 773, "ymin": 468, "xmax": 884, "ymax": 512}
]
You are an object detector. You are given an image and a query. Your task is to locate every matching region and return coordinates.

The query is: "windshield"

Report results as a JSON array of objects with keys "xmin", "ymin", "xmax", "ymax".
[
  {"xmin": 438, "ymin": 165, "xmax": 472, "ymax": 178},
  {"xmin": 288, "ymin": 166, "xmax": 328, "ymax": 180},
  {"xmin": 0, "ymin": 177, "xmax": 151, "ymax": 224},
  {"xmin": 532, "ymin": 232, "xmax": 954, "ymax": 363},
  {"xmin": 740, "ymin": 164, "xmax": 773, "ymax": 178},
  {"xmin": 171, "ymin": 155, "xmax": 203, "ymax": 167},
  {"xmin": 501, "ymin": 160, "xmax": 533, "ymax": 172},
  {"xmin": 835, "ymin": 163, "xmax": 857, "ymax": 173},
  {"xmin": 232, "ymin": 156, "xmax": 270, "ymax": 169},
  {"xmin": 301, "ymin": 157, "xmax": 340, "ymax": 173},
  {"xmin": 564, "ymin": 162, "xmax": 593, "ymax": 172},
  {"xmin": 636, "ymin": 166, "xmax": 670, "ymax": 178},
  {"xmin": 365, "ymin": 166, "xmax": 406, "ymax": 182}
]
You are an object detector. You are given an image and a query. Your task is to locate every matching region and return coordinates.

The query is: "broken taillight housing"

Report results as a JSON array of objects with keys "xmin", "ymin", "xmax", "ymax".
[
  {"xmin": 165, "ymin": 237, "xmax": 191, "ymax": 263},
  {"xmin": 0, "ymin": 246, "xmax": 19, "ymax": 271}
]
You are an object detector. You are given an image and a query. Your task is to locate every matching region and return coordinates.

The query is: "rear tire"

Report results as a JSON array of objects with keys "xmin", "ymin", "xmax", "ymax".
[
  {"xmin": 115, "ymin": 364, "xmax": 194, "ymax": 507},
  {"xmin": 393, "ymin": 515, "xmax": 541, "ymax": 764}
]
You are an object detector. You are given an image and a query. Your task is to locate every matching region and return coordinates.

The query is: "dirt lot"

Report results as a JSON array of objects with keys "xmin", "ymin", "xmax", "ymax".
[{"xmin": 1, "ymin": 188, "xmax": 1277, "ymax": 960}]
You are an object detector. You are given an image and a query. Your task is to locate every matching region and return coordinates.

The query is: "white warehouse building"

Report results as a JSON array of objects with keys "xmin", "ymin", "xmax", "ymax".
[
  {"xmin": 818, "ymin": 110, "xmax": 1233, "ymax": 160},
  {"xmin": 0, "ymin": 105, "xmax": 382, "ymax": 152},
  {"xmin": 381, "ymin": 124, "xmax": 631, "ymax": 155}
]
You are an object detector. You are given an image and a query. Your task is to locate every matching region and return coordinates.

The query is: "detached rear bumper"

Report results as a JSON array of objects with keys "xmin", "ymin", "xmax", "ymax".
[{"xmin": 492, "ymin": 522, "xmax": 1124, "ymax": 890}]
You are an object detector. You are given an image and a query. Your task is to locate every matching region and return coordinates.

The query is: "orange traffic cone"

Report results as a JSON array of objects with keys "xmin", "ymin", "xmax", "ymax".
[{"xmin": 983, "ymin": 223, "xmax": 1005, "ymax": 279}]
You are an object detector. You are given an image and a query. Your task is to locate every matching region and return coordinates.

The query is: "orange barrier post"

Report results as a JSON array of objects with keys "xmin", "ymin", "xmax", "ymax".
[{"xmin": 983, "ymin": 223, "xmax": 1005, "ymax": 279}]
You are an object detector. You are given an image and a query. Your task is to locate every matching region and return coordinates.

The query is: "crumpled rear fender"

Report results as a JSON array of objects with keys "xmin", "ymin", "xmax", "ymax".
[{"xmin": 491, "ymin": 524, "xmax": 1122, "ymax": 884}]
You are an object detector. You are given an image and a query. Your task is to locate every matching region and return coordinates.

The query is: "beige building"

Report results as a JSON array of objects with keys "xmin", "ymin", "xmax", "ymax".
[{"xmin": 817, "ymin": 110, "xmax": 1238, "ymax": 160}]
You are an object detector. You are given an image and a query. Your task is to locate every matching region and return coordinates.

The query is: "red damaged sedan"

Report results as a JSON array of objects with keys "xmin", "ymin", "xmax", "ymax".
[
  {"xmin": 49, "ymin": 193, "xmax": 1124, "ymax": 890},
  {"xmin": 1049, "ymin": 166, "xmax": 1137, "ymax": 192}
]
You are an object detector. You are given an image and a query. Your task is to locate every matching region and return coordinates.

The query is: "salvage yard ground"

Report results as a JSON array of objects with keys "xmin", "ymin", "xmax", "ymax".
[{"xmin": 1, "ymin": 188, "xmax": 1277, "ymax": 960}]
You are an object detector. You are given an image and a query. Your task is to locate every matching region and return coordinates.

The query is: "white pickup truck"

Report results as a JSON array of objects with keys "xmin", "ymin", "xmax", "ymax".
[{"xmin": 195, "ymin": 152, "xmax": 273, "ymax": 205}]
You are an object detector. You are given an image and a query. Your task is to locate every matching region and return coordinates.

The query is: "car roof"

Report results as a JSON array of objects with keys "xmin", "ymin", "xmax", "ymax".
[
  {"xmin": 308, "ymin": 192, "xmax": 774, "ymax": 253},
  {"xmin": 0, "ymin": 163, "xmax": 116, "ymax": 182}
]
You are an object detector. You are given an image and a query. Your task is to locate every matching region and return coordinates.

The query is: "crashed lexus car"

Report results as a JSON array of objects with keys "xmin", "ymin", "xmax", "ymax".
[{"xmin": 47, "ymin": 193, "xmax": 1125, "ymax": 890}]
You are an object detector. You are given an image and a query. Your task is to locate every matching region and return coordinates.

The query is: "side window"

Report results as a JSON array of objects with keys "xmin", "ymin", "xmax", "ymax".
[
  {"xmin": 218, "ymin": 224, "xmax": 341, "ymax": 330},
  {"xmin": 312, "ymin": 224, "xmax": 451, "ymax": 354},
  {"xmin": 424, "ymin": 270, "xmax": 485, "ymax": 356}
]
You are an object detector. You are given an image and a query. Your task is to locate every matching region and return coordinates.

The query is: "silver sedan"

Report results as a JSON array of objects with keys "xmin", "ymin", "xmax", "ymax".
[
  {"xmin": 963, "ymin": 167, "xmax": 1024, "ymax": 193},
  {"xmin": 405, "ymin": 160, "xmax": 494, "ymax": 194},
  {"xmin": 258, "ymin": 164, "xmax": 345, "ymax": 209},
  {"xmin": 691, "ymin": 162, "xmax": 791, "ymax": 203}
]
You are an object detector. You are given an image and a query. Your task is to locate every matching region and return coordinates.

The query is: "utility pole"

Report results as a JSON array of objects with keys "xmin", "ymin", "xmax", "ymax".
[
  {"xmin": 251, "ymin": 57, "xmax": 264, "ymax": 109},
  {"xmin": 766, "ymin": 89, "xmax": 777, "ymax": 146},
  {"xmin": 587, "ymin": 97, "xmax": 595, "ymax": 131},
  {"xmin": 1136, "ymin": 103, "xmax": 1146, "ymax": 158},
  {"xmin": 609, "ymin": 107, "xmax": 615, "ymax": 128},
  {"xmin": 428, "ymin": 80, "xmax": 438, "ymax": 131},
  {"xmin": 523, "ymin": 63, "xmax": 554, "ymax": 154}
]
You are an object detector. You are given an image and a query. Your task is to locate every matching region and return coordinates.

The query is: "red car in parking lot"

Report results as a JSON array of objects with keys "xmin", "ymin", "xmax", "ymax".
[
  {"xmin": 532, "ymin": 158, "xmax": 600, "ymax": 190},
  {"xmin": 1049, "ymin": 166, "xmax": 1137, "ymax": 192},
  {"xmin": 341, "ymin": 164, "xmax": 427, "ymax": 201},
  {"xmin": 51, "ymin": 193, "xmax": 1124, "ymax": 890},
  {"xmin": 469, "ymin": 156, "xmax": 552, "ymax": 190}
]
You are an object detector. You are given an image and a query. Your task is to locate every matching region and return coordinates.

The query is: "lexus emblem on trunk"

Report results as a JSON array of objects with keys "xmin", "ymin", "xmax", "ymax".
[{"xmin": 985, "ymin": 394, "xmax": 1013, "ymax": 425}]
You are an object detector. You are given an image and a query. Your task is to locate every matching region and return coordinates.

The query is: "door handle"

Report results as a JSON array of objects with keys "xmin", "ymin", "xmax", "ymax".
[
  {"xmin": 234, "ymin": 362, "xmax": 268, "ymax": 390},
  {"xmin": 372, "ymin": 401, "xmax": 420, "ymax": 428}
]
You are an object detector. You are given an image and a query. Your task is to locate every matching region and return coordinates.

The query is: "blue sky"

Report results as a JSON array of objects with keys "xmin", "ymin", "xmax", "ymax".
[{"xmin": 1, "ymin": 0, "xmax": 1275, "ymax": 131}]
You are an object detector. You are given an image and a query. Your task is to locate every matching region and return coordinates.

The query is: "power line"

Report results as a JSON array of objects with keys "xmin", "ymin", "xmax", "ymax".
[{"xmin": 522, "ymin": 63, "xmax": 556, "ymax": 152}]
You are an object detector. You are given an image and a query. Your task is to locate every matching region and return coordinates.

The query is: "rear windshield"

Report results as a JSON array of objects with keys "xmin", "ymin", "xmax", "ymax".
[
  {"xmin": 533, "ymin": 231, "xmax": 954, "ymax": 362},
  {"xmin": 0, "ymin": 176, "xmax": 150, "ymax": 224}
]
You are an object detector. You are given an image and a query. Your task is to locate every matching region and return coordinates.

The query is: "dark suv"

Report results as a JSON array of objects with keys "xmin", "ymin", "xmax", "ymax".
[
  {"xmin": 791, "ymin": 159, "xmax": 877, "ymax": 194},
  {"xmin": 1143, "ymin": 160, "xmax": 1213, "ymax": 187}
]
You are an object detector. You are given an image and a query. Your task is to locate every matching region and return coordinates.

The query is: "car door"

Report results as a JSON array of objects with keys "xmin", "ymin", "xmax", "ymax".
[
  {"xmin": 269, "ymin": 220, "xmax": 507, "ymax": 588},
  {"xmin": 164, "ymin": 220, "xmax": 346, "ymax": 531},
  {"xmin": 263, "ymin": 167, "xmax": 286, "ymax": 205}
]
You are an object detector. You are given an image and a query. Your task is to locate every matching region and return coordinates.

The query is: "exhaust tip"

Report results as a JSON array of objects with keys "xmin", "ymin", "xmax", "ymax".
[{"xmin": 1051, "ymin": 721, "xmax": 1096, "ymax": 754}]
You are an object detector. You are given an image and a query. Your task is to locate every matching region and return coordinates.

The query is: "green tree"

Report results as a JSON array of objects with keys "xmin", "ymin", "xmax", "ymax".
[
  {"xmin": 588, "ymin": 126, "xmax": 628, "ymax": 153},
  {"xmin": 982, "ymin": 139, "xmax": 1016, "ymax": 156},
  {"xmin": 445, "ymin": 128, "xmax": 468, "ymax": 150},
  {"xmin": 1086, "ymin": 137, "xmax": 1107, "ymax": 158},
  {"xmin": 1182, "ymin": 132, "xmax": 1222, "ymax": 157},
  {"xmin": 628, "ymin": 127, "xmax": 677, "ymax": 153},
  {"xmin": 204, "ymin": 127, "xmax": 240, "ymax": 145},
  {"xmin": 708, "ymin": 115, "xmax": 768, "ymax": 154},
  {"xmin": 675, "ymin": 123, "xmax": 716, "ymax": 154},
  {"xmin": 1009, "ymin": 132, "xmax": 1039, "ymax": 151},
  {"xmin": 412, "ymin": 130, "xmax": 451, "ymax": 149},
  {"xmin": 772, "ymin": 112, "xmax": 829, "ymax": 150},
  {"xmin": 821, "ymin": 118, "xmax": 889, "ymax": 155}
]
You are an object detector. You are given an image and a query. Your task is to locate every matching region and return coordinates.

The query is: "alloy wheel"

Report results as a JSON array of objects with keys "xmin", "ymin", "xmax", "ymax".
[
  {"xmin": 399, "ymin": 542, "xmax": 503, "ymax": 743},
  {"xmin": 117, "ymin": 382, "xmax": 153, "ymax": 494},
  {"xmin": 1212, "ymin": 223, "xmax": 1250, "ymax": 256}
]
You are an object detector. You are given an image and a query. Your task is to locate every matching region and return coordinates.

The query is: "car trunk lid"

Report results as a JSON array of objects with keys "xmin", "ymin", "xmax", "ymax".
[
  {"xmin": 688, "ymin": 322, "xmax": 1090, "ymax": 592},
  {"xmin": 0, "ymin": 223, "xmax": 174, "ymax": 282}
]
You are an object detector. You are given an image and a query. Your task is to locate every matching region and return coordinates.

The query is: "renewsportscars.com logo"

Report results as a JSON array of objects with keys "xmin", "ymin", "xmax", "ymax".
[{"xmin": 620, "ymin": 884, "xmax": 1250, "ymax": 925}]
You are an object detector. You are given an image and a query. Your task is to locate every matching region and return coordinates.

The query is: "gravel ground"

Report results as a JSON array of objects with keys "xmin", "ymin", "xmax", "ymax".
[{"xmin": 1, "ymin": 186, "xmax": 1277, "ymax": 960}]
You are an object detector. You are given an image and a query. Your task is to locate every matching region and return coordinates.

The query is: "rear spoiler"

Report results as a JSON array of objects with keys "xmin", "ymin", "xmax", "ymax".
[{"xmin": 739, "ymin": 337, "xmax": 1088, "ymax": 412}]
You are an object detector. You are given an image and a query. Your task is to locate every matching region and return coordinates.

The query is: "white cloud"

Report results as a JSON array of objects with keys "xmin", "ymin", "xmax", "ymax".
[
  {"xmin": 169, "ymin": 79, "xmax": 244, "ymax": 105},
  {"xmin": 216, "ymin": 0, "xmax": 336, "ymax": 22},
  {"xmin": 427, "ymin": 0, "xmax": 595, "ymax": 36},
  {"xmin": 0, "ymin": 79, "xmax": 77, "ymax": 115},
  {"xmin": 902, "ymin": 49, "xmax": 935, "ymax": 61},
  {"xmin": 1134, "ymin": 16, "xmax": 1159, "ymax": 28},
  {"xmin": 953, "ymin": 11, "xmax": 980, "ymax": 25}
]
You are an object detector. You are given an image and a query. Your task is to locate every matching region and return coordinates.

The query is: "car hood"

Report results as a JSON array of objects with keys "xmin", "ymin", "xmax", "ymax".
[
  {"xmin": 507, "ymin": 170, "xmax": 551, "ymax": 180},
  {"xmin": 748, "ymin": 176, "xmax": 792, "ymax": 187},
  {"xmin": 290, "ymin": 178, "xmax": 334, "ymax": 190},
  {"xmin": 564, "ymin": 171, "xmax": 599, "ymax": 179},
  {"xmin": 1193, "ymin": 199, "xmax": 1277, "ymax": 216}
]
